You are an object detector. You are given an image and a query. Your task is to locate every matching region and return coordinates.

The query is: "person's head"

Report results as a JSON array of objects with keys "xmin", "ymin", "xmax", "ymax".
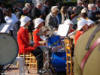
[
  {"xmin": 77, "ymin": 0, "xmax": 83, "ymax": 6},
  {"xmin": 77, "ymin": 19, "xmax": 88, "ymax": 31},
  {"xmin": 23, "ymin": 7, "xmax": 30, "ymax": 14},
  {"xmin": 82, "ymin": 0, "xmax": 88, "ymax": 8},
  {"xmin": 25, "ymin": 3, "xmax": 31, "ymax": 9},
  {"xmin": 20, "ymin": 16, "xmax": 31, "ymax": 27},
  {"xmin": 44, "ymin": 0, "xmax": 49, "ymax": 5},
  {"xmin": 36, "ymin": 3, "xmax": 43, "ymax": 9},
  {"xmin": 88, "ymin": 4, "xmax": 96, "ymax": 11},
  {"xmin": 81, "ymin": 8, "xmax": 88, "ymax": 14},
  {"xmin": 34, "ymin": 18, "xmax": 44, "ymax": 29},
  {"xmin": 6, "ymin": 8, "xmax": 12, "ymax": 17},
  {"xmin": 51, "ymin": 6, "xmax": 59, "ymax": 16},
  {"xmin": 96, "ymin": 0, "xmax": 100, "ymax": 7}
]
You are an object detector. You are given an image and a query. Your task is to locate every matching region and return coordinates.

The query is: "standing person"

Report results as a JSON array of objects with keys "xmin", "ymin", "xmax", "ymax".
[
  {"xmin": 45, "ymin": 6, "xmax": 59, "ymax": 30},
  {"xmin": 4, "ymin": 8, "xmax": 18, "ymax": 38},
  {"xmin": 31, "ymin": 3, "xmax": 43, "ymax": 19},
  {"xmin": 57, "ymin": 6, "xmax": 67, "ymax": 24},
  {"xmin": 17, "ymin": 16, "xmax": 45, "ymax": 74},
  {"xmin": 41, "ymin": 0, "xmax": 50, "ymax": 19}
]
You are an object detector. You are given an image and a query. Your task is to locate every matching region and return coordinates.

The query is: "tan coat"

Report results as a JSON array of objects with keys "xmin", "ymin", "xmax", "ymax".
[{"xmin": 74, "ymin": 25, "xmax": 100, "ymax": 75}]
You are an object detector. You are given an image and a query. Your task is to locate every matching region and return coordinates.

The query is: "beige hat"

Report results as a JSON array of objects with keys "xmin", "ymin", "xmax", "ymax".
[
  {"xmin": 77, "ymin": 19, "xmax": 88, "ymax": 30},
  {"xmin": 34, "ymin": 18, "xmax": 44, "ymax": 28},
  {"xmin": 20, "ymin": 16, "xmax": 31, "ymax": 27}
]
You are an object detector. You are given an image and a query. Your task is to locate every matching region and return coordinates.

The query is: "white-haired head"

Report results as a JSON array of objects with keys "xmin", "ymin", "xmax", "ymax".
[
  {"xmin": 88, "ymin": 4, "xmax": 95, "ymax": 10},
  {"xmin": 51, "ymin": 6, "xmax": 59, "ymax": 13},
  {"xmin": 25, "ymin": 3, "xmax": 31, "ymax": 8},
  {"xmin": 81, "ymin": 8, "xmax": 88, "ymax": 13}
]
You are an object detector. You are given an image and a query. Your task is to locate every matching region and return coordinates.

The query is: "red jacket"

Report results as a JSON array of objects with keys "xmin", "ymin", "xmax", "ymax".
[
  {"xmin": 33, "ymin": 28, "xmax": 42, "ymax": 47},
  {"xmin": 75, "ymin": 31, "xmax": 83, "ymax": 45},
  {"xmin": 17, "ymin": 27, "xmax": 37, "ymax": 54}
]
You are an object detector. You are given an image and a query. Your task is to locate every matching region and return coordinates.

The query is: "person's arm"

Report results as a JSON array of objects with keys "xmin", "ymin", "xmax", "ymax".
[{"xmin": 21, "ymin": 31, "xmax": 30, "ymax": 46}]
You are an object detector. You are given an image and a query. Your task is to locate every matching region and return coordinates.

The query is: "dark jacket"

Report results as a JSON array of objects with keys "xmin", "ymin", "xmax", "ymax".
[{"xmin": 31, "ymin": 7, "xmax": 41, "ymax": 19}]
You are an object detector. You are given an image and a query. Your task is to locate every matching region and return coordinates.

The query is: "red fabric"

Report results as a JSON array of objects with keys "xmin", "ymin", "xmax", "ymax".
[
  {"xmin": 33, "ymin": 28, "xmax": 42, "ymax": 47},
  {"xmin": 17, "ymin": 27, "xmax": 36, "ymax": 54},
  {"xmin": 75, "ymin": 31, "xmax": 83, "ymax": 45}
]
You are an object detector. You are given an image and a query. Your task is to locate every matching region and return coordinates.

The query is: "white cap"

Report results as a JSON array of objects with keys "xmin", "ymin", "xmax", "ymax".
[
  {"xmin": 87, "ymin": 19, "xmax": 94, "ymax": 26},
  {"xmin": 20, "ymin": 16, "xmax": 31, "ymax": 27},
  {"xmin": 34, "ymin": 18, "xmax": 44, "ymax": 28},
  {"xmin": 81, "ymin": 8, "xmax": 87, "ymax": 13},
  {"xmin": 77, "ymin": 19, "xmax": 88, "ymax": 30}
]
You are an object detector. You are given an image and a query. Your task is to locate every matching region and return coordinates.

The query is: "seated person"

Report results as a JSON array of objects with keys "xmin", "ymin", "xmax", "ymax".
[
  {"xmin": 17, "ymin": 16, "xmax": 45, "ymax": 74},
  {"xmin": 33, "ymin": 18, "xmax": 46, "ymax": 47},
  {"xmin": 75, "ymin": 18, "xmax": 88, "ymax": 45}
]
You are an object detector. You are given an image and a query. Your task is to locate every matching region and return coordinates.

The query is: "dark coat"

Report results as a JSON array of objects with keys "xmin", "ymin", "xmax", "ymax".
[{"xmin": 31, "ymin": 7, "xmax": 41, "ymax": 19}]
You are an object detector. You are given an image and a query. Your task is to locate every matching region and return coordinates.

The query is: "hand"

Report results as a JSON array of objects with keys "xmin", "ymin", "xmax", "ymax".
[{"xmin": 39, "ymin": 41, "xmax": 46, "ymax": 46}]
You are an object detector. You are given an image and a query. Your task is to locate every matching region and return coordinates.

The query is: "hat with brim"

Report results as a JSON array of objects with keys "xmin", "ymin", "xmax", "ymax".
[
  {"xmin": 77, "ymin": 19, "xmax": 88, "ymax": 30},
  {"xmin": 34, "ymin": 18, "xmax": 44, "ymax": 28},
  {"xmin": 20, "ymin": 16, "xmax": 31, "ymax": 27}
]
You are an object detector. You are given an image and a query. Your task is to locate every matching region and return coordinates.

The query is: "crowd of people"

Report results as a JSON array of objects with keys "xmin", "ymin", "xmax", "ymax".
[{"xmin": 0, "ymin": 0, "xmax": 100, "ymax": 74}]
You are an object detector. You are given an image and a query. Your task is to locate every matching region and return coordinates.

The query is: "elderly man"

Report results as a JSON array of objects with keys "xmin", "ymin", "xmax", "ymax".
[{"xmin": 45, "ymin": 6, "xmax": 59, "ymax": 30}]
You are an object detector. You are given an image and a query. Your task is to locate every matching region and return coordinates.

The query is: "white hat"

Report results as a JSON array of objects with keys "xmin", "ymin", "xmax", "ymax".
[
  {"xmin": 34, "ymin": 18, "xmax": 44, "ymax": 28},
  {"xmin": 77, "ymin": 19, "xmax": 88, "ymax": 30},
  {"xmin": 87, "ymin": 19, "xmax": 94, "ymax": 26},
  {"xmin": 20, "ymin": 16, "xmax": 31, "ymax": 27}
]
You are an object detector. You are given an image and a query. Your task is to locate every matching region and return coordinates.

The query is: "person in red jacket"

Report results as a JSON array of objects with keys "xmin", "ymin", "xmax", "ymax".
[
  {"xmin": 17, "ymin": 16, "xmax": 45, "ymax": 74},
  {"xmin": 33, "ymin": 18, "xmax": 47, "ymax": 73},
  {"xmin": 75, "ymin": 17, "xmax": 88, "ymax": 45}
]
